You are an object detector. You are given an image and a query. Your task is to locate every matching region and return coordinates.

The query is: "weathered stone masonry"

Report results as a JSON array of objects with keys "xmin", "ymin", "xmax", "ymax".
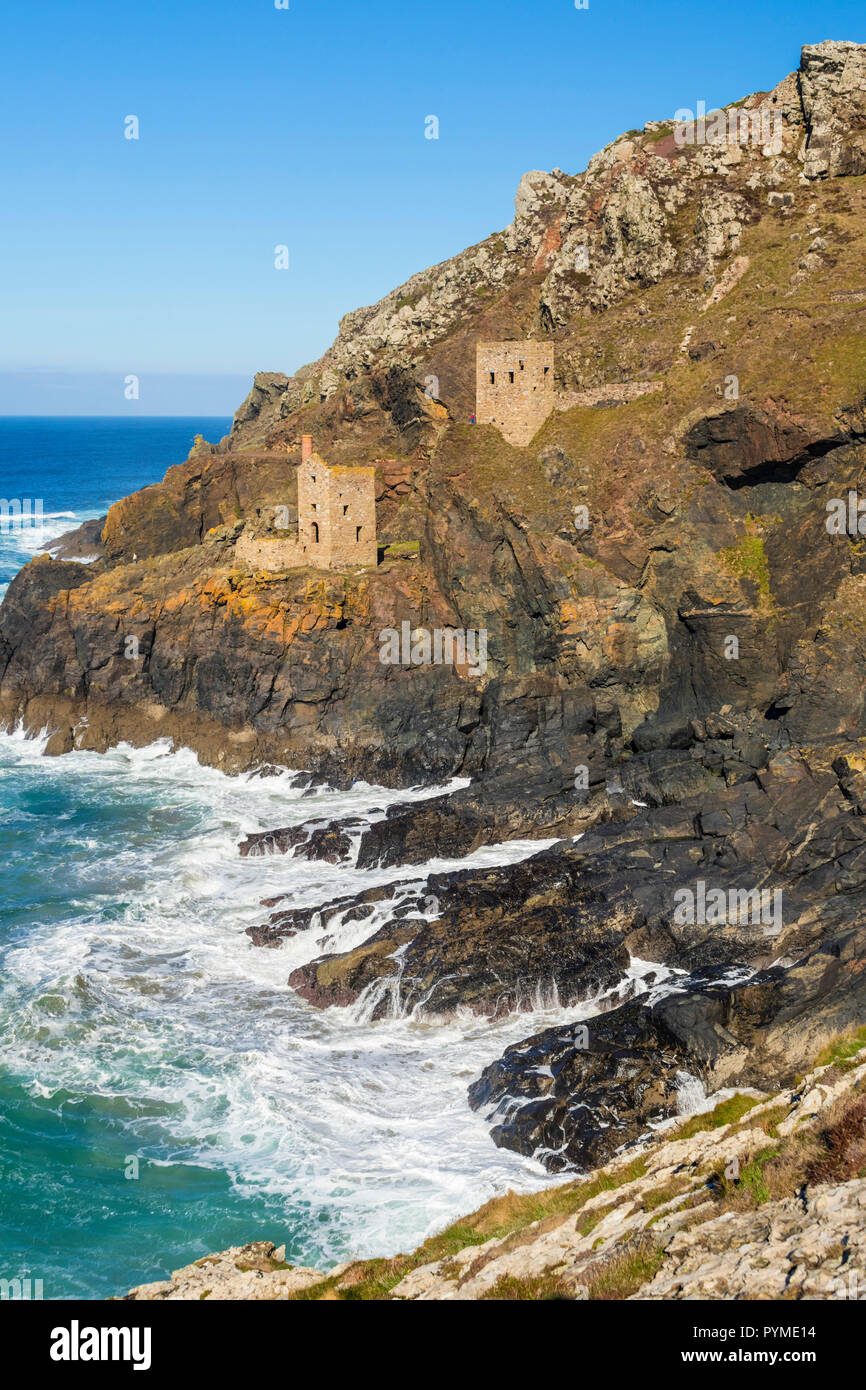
[
  {"xmin": 476, "ymin": 340, "xmax": 555, "ymax": 446},
  {"xmin": 235, "ymin": 435, "xmax": 377, "ymax": 572}
]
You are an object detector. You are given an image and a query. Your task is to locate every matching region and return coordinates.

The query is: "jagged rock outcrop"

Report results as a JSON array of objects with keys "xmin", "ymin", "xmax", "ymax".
[
  {"xmin": 636, "ymin": 1180, "xmax": 866, "ymax": 1300},
  {"xmin": 119, "ymin": 1042, "xmax": 866, "ymax": 1300},
  {"xmin": 468, "ymin": 929, "xmax": 866, "ymax": 1171},
  {"xmin": 800, "ymin": 40, "xmax": 866, "ymax": 179},
  {"xmin": 240, "ymin": 724, "xmax": 866, "ymax": 1172},
  {"xmin": 288, "ymin": 896, "xmax": 630, "ymax": 1020},
  {"xmin": 122, "ymin": 1242, "xmax": 326, "ymax": 1301},
  {"xmin": 3, "ymin": 42, "xmax": 865, "ymax": 795}
]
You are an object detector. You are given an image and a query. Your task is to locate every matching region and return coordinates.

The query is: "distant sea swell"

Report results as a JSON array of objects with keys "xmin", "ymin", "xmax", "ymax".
[{"xmin": 0, "ymin": 416, "xmax": 232, "ymax": 597}]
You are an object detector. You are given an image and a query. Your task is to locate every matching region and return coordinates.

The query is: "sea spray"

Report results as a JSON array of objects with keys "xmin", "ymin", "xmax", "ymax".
[{"xmin": 0, "ymin": 734, "xmax": 654, "ymax": 1297}]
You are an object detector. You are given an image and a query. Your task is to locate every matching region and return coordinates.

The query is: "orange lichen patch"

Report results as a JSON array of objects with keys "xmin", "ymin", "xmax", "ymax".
[
  {"xmin": 281, "ymin": 614, "xmax": 306, "ymax": 644},
  {"xmin": 558, "ymin": 598, "xmax": 583, "ymax": 631},
  {"xmin": 153, "ymin": 586, "xmax": 196, "ymax": 615},
  {"xmin": 224, "ymin": 590, "xmax": 276, "ymax": 620},
  {"xmin": 200, "ymin": 575, "xmax": 234, "ymax": 604}
]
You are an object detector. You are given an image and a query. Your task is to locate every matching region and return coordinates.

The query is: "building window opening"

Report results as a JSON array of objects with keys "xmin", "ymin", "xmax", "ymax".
[
  {"xmin": 543, "ymin": 366, "xmax": 550, "ymax": 375},
  {"xmin": 489, "ymin": 371, "xmax": 495, "ymax": 384},
  {"xmin": 355, "ymin": 526, "xmax": 362, "ymax": 543},
  {"xmin": 312, "ymin": 522, "xmax": 319, "ymax": 543},
  {"xmin": 343, "ymin": 504, "xmax": 349, "ymax": 515},
  {"xmin": 508, "ymin": 371, "xmax": 514, "ymax": 383}
]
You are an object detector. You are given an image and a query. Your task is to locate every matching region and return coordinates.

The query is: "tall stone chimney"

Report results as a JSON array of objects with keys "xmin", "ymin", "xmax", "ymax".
[{"xmin": 301, "ymin": 434, "xmax": 313, "ymax": 461}]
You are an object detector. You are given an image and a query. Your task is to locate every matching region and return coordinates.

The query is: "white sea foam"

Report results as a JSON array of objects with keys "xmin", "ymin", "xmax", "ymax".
[
  {"xmin": 0, "ymin": 733, "xmax": 660, "ymax": 1266},
  {"xmin": 0, "ymin": 508, "xmax": 102, "ymax": 600},
  {"xmin": 675, "ymin": 1069, "xmax": 707, "ymax": 1115},
  {"xmin": 1, "ymin": 510, "xmax": 83, "ymax": 559}
]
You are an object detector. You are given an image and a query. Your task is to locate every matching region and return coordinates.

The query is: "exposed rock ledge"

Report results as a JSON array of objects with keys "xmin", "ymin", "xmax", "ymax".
[
  {"xmin": 121, "ymin": 1037, "xmax": 866, "ymax": 1300},
  {"xmin": 120, "ymin": 1244, "xmax": 325, "ymax": 1301}
]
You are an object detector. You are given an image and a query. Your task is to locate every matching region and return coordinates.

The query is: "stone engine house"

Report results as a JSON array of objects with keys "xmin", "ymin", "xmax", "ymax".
[
  {"xmin": 236, "ymin": 435, "xmax": 377, "ymax": 572},
  {"xmin": 297, "ymin": 436, "xmax": 377, "ymax": 568},
  {"xmin": 475, "ymin": 341, "xmax": 555, "ymax": 446}
]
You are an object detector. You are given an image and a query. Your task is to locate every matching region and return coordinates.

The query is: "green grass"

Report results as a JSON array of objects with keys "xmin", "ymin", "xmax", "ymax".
[
  {"xmin": 814, "ymin": 1026, "xmax": 866, "ymax": 1071},
  {"xmin": 717, "ymin": 525, "xmax": 772, "ymax": 604},
  {"xmin": 479, "ymin": 1239, "xmax": 667, "ymax": 1302},
  {"xmin": 646, "ymin": 123, "xmax": 674, "ymax": 144},
  {"xmin": 814, "ymin": 332, "xmax": 866, "ymax": 406},
  {"xmin": 585, "ymin": 1240, "xmax": 668, "ymax": 1300},
  {"xmin": 479, "ymin": 1272, "xmax": 572, "ymax": 1301},
  {"xmin": 380, "ymin": 540, "xmax": 420, "ymax": 558},
  {"xmin": 749, "ymin": 1102, "xmax": 792, "ymax": 1139},
  {"xmin": 736, "ymin": 1145, "xmax": 781, "ymax": 1205},
  {"xmin": 576, "ymin": 1200, "xmax": 621, "ymax": 1237},
  {"xmin": 672, "ymin": 1092, "xmax": 763, "ymax": 1142},
  {"xmin": 640, "ymin": 1179, "xmax": 691, "ymax": 1212}
]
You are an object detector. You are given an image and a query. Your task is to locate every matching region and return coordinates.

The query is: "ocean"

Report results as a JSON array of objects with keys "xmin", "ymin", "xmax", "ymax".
[
  {"xmin": 0, "ymin": 418, "xmax": 620, "ymax": 1299},
  {"xmin": 0, "ymin": 417, "xmax": 233, "ymax": 599}
]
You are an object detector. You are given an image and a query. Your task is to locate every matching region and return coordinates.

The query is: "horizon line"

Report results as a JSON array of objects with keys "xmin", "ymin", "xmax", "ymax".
[{"xmin": 0, "ymin": 413, "xmax": 235, "ymax": 420}]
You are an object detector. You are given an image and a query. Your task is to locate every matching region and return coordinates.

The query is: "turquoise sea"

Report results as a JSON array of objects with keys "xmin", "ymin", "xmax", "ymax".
[{"xmin": 0, "ymin": 418, "xmax": 595, "ymax": 1299}]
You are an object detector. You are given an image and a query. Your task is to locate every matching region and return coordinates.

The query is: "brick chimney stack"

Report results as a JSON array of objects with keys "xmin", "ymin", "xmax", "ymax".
[{"xmin": 301, "ymin": 434, "xmax": 313, "ymax": 462}]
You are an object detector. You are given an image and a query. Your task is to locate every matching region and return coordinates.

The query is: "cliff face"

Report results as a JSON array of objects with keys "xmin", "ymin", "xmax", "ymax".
[
  {"xmin": 8, "ymin": 41, "xmax": 866, "ymax": 1265},
  {"xmin": 4, "ymin": 41, "xmax": 865, "ymax": 793}
]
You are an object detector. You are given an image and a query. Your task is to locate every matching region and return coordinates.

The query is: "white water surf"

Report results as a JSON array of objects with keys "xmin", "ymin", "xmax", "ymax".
[{"xmin": 0, "ymin": 730, "xmax": 664, "ymax": 1269}]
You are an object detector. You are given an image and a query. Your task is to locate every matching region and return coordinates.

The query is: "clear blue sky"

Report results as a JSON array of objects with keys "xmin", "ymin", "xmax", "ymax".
[{"xmin": 1, "ymin": 0, "xmax": 863, "ymax": 413}]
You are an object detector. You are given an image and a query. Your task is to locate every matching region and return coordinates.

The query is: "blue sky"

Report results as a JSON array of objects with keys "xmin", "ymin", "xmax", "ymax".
[{"xmin": 1, "ymin": 0, "xmax": 863, "ymax": 413}]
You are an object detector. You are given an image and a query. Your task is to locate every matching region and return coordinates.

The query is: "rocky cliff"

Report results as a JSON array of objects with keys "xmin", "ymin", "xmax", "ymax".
[
  {"xmin": 6, "ymin": 40, "xmax": 865, "ymax": 791},
  {"xmin": 5, "ymin": 42, "xmax": 866, "ymax": 1259}
]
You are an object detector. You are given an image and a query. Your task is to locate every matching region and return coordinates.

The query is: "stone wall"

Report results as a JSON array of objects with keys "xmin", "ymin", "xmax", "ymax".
[
  {"xmin": 235, "ymin": 446, "xmax": 378, "ymax": 572},
  {"xmin": 298, "ymin": 451, "xmax": 377, "ymax": 568},
  {"xmin": 326, "ymin": 465, "xmax": 378, "ymax": 567},
  {"xmin": 297, "ymin": 452, "xmax": 329, "ymax": 560},
  {"xmin": 234, "ymin": 532, "xmax": 302, "ymax": 571},
  {"xmin": 476, "ymin": 340, "xmax": 555, "ymax": 446}
]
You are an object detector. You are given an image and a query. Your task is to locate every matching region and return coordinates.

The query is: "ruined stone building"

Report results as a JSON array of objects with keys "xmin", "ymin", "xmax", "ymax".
[
  {"xmin": 476, "ymin": 341, "xmax": 555, "ymax": 446},
  {"xmin": 296, "ymin": 435, "xmax": 378, "ymax": 568},
  {"xmin": 235, "ymin": 436, "xmax": 377, "ymax": 572}
]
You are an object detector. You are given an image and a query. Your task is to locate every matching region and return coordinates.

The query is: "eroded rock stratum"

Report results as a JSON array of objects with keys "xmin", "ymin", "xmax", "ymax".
[
  {"xmin": 8, "ymin": 41, "xmax": 866, "ymax": 1300},
  {"xmin": 6, "ymin": 40, "xmax": 866, "ymax": 790}
]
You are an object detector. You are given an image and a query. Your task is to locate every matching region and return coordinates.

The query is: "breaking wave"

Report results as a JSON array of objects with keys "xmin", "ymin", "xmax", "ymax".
[{"xmin": 0, "ymin": 731, "xmax": 652, "ymax": 1297}]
